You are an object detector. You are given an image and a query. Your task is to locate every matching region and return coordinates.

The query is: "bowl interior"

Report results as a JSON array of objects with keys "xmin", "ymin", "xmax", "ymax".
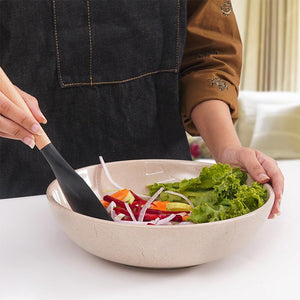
[
  {"xmin": 48, "ymin": 159, "xmax": 215, "ymax": 209},
  {"xmin": 47, "ymin": 159, "xmax": 274, "ymax": 223}
]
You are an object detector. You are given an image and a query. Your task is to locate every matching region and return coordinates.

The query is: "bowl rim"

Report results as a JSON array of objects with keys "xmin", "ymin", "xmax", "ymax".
[{"xmin": 46, "ymin": 159, "xmax": 275, "ymax": 229}]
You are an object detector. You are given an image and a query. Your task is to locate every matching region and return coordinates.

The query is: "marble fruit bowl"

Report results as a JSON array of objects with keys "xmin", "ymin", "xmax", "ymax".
[{"xmin": 46, "ymin": 159, "xmax": 274, "ymax": 269}]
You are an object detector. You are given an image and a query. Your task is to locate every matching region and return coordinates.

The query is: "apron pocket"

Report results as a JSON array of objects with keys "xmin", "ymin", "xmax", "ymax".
[{"xmin": 52, "ymin": 0, "xmax": 182, "ymax": 88}]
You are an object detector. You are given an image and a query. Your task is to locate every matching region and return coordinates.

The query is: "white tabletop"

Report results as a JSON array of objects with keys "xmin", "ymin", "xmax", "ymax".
[{"xmin": 0, "ymin": 160, "xmax": 299, "ymax": 300}]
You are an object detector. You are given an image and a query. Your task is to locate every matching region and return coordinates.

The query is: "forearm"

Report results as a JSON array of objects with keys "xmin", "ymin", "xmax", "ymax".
[
  {"xmin": 191, "ymin": 100, "xmax": 241, "ymax": 162},
  {"xmin": 191, "ymin": 99, "xmax": 283, "ymax": 218}
]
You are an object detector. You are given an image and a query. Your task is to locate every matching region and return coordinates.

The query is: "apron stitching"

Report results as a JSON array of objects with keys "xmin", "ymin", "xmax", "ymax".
[
  {"xmin": 87, "ymin": 0, "xmax": 93, "ymax": 85},
  {"xmin": 61, "ymin": 69, "xmax": 177, "ymax": 87},
  {"xmin": 52, "ymin": 0, "xmax": 65, "ymax": 87},
  {"xmin": 175, "ymin": 0, "xmax": 180, "ymax": 72},
  {"xmin": 52, "ymin": 1, "xmax": 179, "ymax": 87}
]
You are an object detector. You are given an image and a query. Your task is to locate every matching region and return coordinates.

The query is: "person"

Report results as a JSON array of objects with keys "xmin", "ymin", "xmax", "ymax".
[{"xmin": 0, "ymin": 0, "xmax": 283, "ymax": 218}]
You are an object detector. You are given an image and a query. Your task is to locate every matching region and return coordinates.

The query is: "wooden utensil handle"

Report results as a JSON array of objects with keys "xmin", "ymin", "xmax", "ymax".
[{"xmin": 0, "ymin": 67, "xmax": 50, "ymax": 149}]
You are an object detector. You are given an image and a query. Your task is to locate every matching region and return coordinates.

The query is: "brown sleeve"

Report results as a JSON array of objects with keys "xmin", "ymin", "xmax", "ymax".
[{"xmin": 179, "ymin": 0, "xmax": 242, "ymax": 136}]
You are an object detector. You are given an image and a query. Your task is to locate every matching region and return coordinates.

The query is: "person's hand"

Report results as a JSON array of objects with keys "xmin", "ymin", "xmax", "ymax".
[
  {"xmin": 0, "ymin": 86, "xmax": 47, "ymax": 148},
  {"xmin": 219, "ymin": 146, "xmax": 284, "ymax": 219},
  {"xmin": 190, "ymin": 100, "xmax": 284, "ymax": 219}
]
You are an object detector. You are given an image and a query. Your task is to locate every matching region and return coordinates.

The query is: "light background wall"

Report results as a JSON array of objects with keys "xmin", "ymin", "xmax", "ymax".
[
  {"xmin": 231, "ymin": 0, "xmax": 247, "ymax": 41},
  {"xmin": 231, "ymin": 0, "xmax": 300, "ymax": 92}
]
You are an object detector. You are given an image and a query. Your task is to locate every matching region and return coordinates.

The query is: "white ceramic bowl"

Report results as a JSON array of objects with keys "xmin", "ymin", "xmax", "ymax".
[{"xmin": 46, "ymin": 159, "xmax": 274, "ymax": 269}]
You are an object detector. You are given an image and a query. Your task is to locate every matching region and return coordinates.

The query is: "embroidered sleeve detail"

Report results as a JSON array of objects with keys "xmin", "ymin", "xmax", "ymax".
[
  {"xmin": 220, "ymin": 0, "xmax": 232, "ymax": 16},
  {"xmin": 211, "ymin": 77, "xmax": 229, "ymax": 91}
]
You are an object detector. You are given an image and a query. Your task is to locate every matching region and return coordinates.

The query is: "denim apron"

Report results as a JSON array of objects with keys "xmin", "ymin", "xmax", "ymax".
[{"xmin": 0, "ymin": 0, "xmax": 191, "ymax": 198}]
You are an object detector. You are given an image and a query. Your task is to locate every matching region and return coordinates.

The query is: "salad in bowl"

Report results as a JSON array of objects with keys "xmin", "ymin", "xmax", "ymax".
[
  {"xmin": 99, "ymin": 157, "xmax": 268, "ymax": 226},
  {"xmin": 46, "ymin": 158, "xmax": 274, "ymax": 268}
]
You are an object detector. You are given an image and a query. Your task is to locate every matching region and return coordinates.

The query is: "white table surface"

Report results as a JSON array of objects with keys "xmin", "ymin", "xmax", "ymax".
[{"xmin": 0, "ymin": 160, "xmax": 299, "ymax": 300}]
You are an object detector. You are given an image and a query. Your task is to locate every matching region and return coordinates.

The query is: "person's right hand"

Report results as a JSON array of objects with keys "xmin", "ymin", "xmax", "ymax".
[{"xmin": 0, "ymin": 86, "xmax": 47, "ymax": 148}]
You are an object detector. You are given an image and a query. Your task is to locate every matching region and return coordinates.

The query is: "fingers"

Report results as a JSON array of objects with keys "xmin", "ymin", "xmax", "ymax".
[
  {"xmin": 256, "ymin": 151, "xmax": 284, "ymax": 219},
  {"xmin": 237, "ymin": 148, "xmax": 270, "ymax": 183},
  {"xmin": 14, "ymin": 86, "xmax": 47, "ymax": 124},
  {"xmin": 0, "ymin": 91, "xmax": 44, "ymax": 148},
  {"xmin": 237, "ymin": 148, "xmax": 284, "ymax": 219},
  {"xmin": 0, "ymin": 116, "xmax": 36, "ymax": 148}
]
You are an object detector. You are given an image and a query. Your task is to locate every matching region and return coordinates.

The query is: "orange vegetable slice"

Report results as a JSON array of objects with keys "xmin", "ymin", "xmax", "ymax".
[
  {"xmin": 100, "ymin": 200, "xmax": 110, "ymax": 208},
  {"xmin": 110, "ymin": 189, "xmax": 130, "ymax": 201},
  {"xmin": 151, "ymin": 200, "xmax": 170, "ymax": 211},
  {"xmin": 182, "ymin": 215, "xmax": 190, "ymax": 221}
]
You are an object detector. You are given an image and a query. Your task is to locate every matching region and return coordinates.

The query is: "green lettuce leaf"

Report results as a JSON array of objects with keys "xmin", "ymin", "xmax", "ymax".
[{"xmin": 147, "ymin": 163, "xmax": 268, "ymax": 224}]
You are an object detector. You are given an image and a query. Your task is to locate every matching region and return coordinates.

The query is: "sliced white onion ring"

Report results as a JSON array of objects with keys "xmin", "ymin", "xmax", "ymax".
[
  {"xmin": 157, "ymin": 213, "xmax": 176, "ymax": 225},
  {"xmin": 110, "ymin": 205, "xmax": 117, "ymax": 220},
  {"xmin": 125, "ymin": 202, "xmax": 137, "ymax": 222},
  {"xmin": 114, "ymin": 213, "xmax": 125, "ymax": 221},
  {"xmin": 99, "ymin": 156, "xmax": 123, "ymax": 190},
  {"xmin": 138, "ymin": 187, "xmax": 164, "ymax": 222},
  {"xmin": 106, "ymin": 201, "xmax": 116, "ymax": 214},
  {"xmin": 114, "ymin": 220, "xmax": 152, "ymax": 225},
  {"xmin": 165, "ymin": 191, "xmax": 195, "ymax": 208},
  {"xmin": 99, "ymin": 156, "xmax": 150, "ymax": 199}
]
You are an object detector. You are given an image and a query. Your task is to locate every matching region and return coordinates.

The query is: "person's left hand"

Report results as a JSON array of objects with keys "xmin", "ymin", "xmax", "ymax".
[{"xmin": 219, "ymin": 146, "xmax": 284, "ymax": 219}]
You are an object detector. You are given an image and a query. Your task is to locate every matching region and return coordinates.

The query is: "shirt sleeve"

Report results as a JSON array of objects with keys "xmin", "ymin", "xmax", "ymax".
[{"xmin": 179, "ymin": 0, "xmax": 242, "ymax": 136}]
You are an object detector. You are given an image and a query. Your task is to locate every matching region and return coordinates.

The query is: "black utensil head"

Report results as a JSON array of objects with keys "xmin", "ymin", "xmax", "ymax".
[{"xmin": 41, "ymin": 144, "xmax": 113, "ymax": 221}]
